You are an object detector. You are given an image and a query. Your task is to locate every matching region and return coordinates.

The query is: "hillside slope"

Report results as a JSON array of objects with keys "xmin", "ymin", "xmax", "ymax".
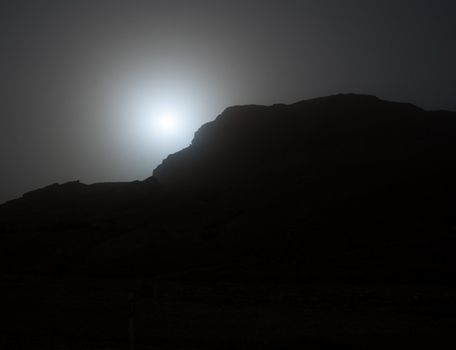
[{"xmin": 1, "ymin": 94, "xmax": 456, "ymax": 282}]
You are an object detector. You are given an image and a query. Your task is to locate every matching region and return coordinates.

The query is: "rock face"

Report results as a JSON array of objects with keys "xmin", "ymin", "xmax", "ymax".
[
  {"xmin": 154, "ymin": 94, "xmax": 456, "ymax": 195},
  {"xmin": 1, "ymin": 94, "xmax": 456, "ymax": 281}
]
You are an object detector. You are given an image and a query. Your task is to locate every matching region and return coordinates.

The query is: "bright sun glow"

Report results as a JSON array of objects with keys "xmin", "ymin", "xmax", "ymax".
[
  {"xmin": 131, "ymin": 95, "xmax": 183, "ymax": 138},
  {"xmin": 157, "ymin": 113, "xmax": 177, "ymax": 132},
  {"xmin": 120, "ymin": 85, "xmax": 206, "ymax": 156}
]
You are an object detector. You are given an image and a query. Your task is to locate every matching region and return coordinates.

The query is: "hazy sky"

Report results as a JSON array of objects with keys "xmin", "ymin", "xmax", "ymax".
[{"xmin": 1, "ymin": 0, "xmax": 455, "ymax": 203}]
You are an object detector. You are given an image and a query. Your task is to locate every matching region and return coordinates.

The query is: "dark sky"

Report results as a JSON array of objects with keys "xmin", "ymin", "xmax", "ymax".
[{"xmin": 1, "ymin": 0, "xmax": 455, "ymax": 203}]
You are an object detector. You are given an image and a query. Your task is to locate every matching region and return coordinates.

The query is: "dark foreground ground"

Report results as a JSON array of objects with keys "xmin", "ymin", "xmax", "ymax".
[{"xmin": 2, "ymin": 274, "xmax": 456, "ymax": 349}]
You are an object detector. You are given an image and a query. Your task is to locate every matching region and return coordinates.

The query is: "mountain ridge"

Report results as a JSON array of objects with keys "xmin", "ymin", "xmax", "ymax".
[
  {"xmin": 1, "ymin": 93, "xmax": 450, "ymax": 205},
  {"xmin": 1, "ymin": 93, "xmax": 456, "ymax": 282}
]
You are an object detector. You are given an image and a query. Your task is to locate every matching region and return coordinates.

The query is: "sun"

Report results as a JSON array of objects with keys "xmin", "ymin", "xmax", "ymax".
[
  {"xmin": 123, "ymin": 87, "xmax": 198, "ymax": 152},
  {"xmin": 158, "ymin": 113, "xmax": 176, "ymax": 132}
]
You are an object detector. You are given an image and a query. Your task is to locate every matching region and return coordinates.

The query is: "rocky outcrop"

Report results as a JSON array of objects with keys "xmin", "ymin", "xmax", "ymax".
[
  {"xmin": 1, "ymin": 94, "xmax": 456, "ymax": 282},
  {"xmin": 154, "ymin": 94, "xmax": 456, "ymax": 198}
]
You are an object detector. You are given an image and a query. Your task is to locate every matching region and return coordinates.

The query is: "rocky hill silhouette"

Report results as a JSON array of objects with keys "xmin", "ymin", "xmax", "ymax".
[{"xmin": 1, "ymin": 94, "xmax": 456, "ymax": 282}]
